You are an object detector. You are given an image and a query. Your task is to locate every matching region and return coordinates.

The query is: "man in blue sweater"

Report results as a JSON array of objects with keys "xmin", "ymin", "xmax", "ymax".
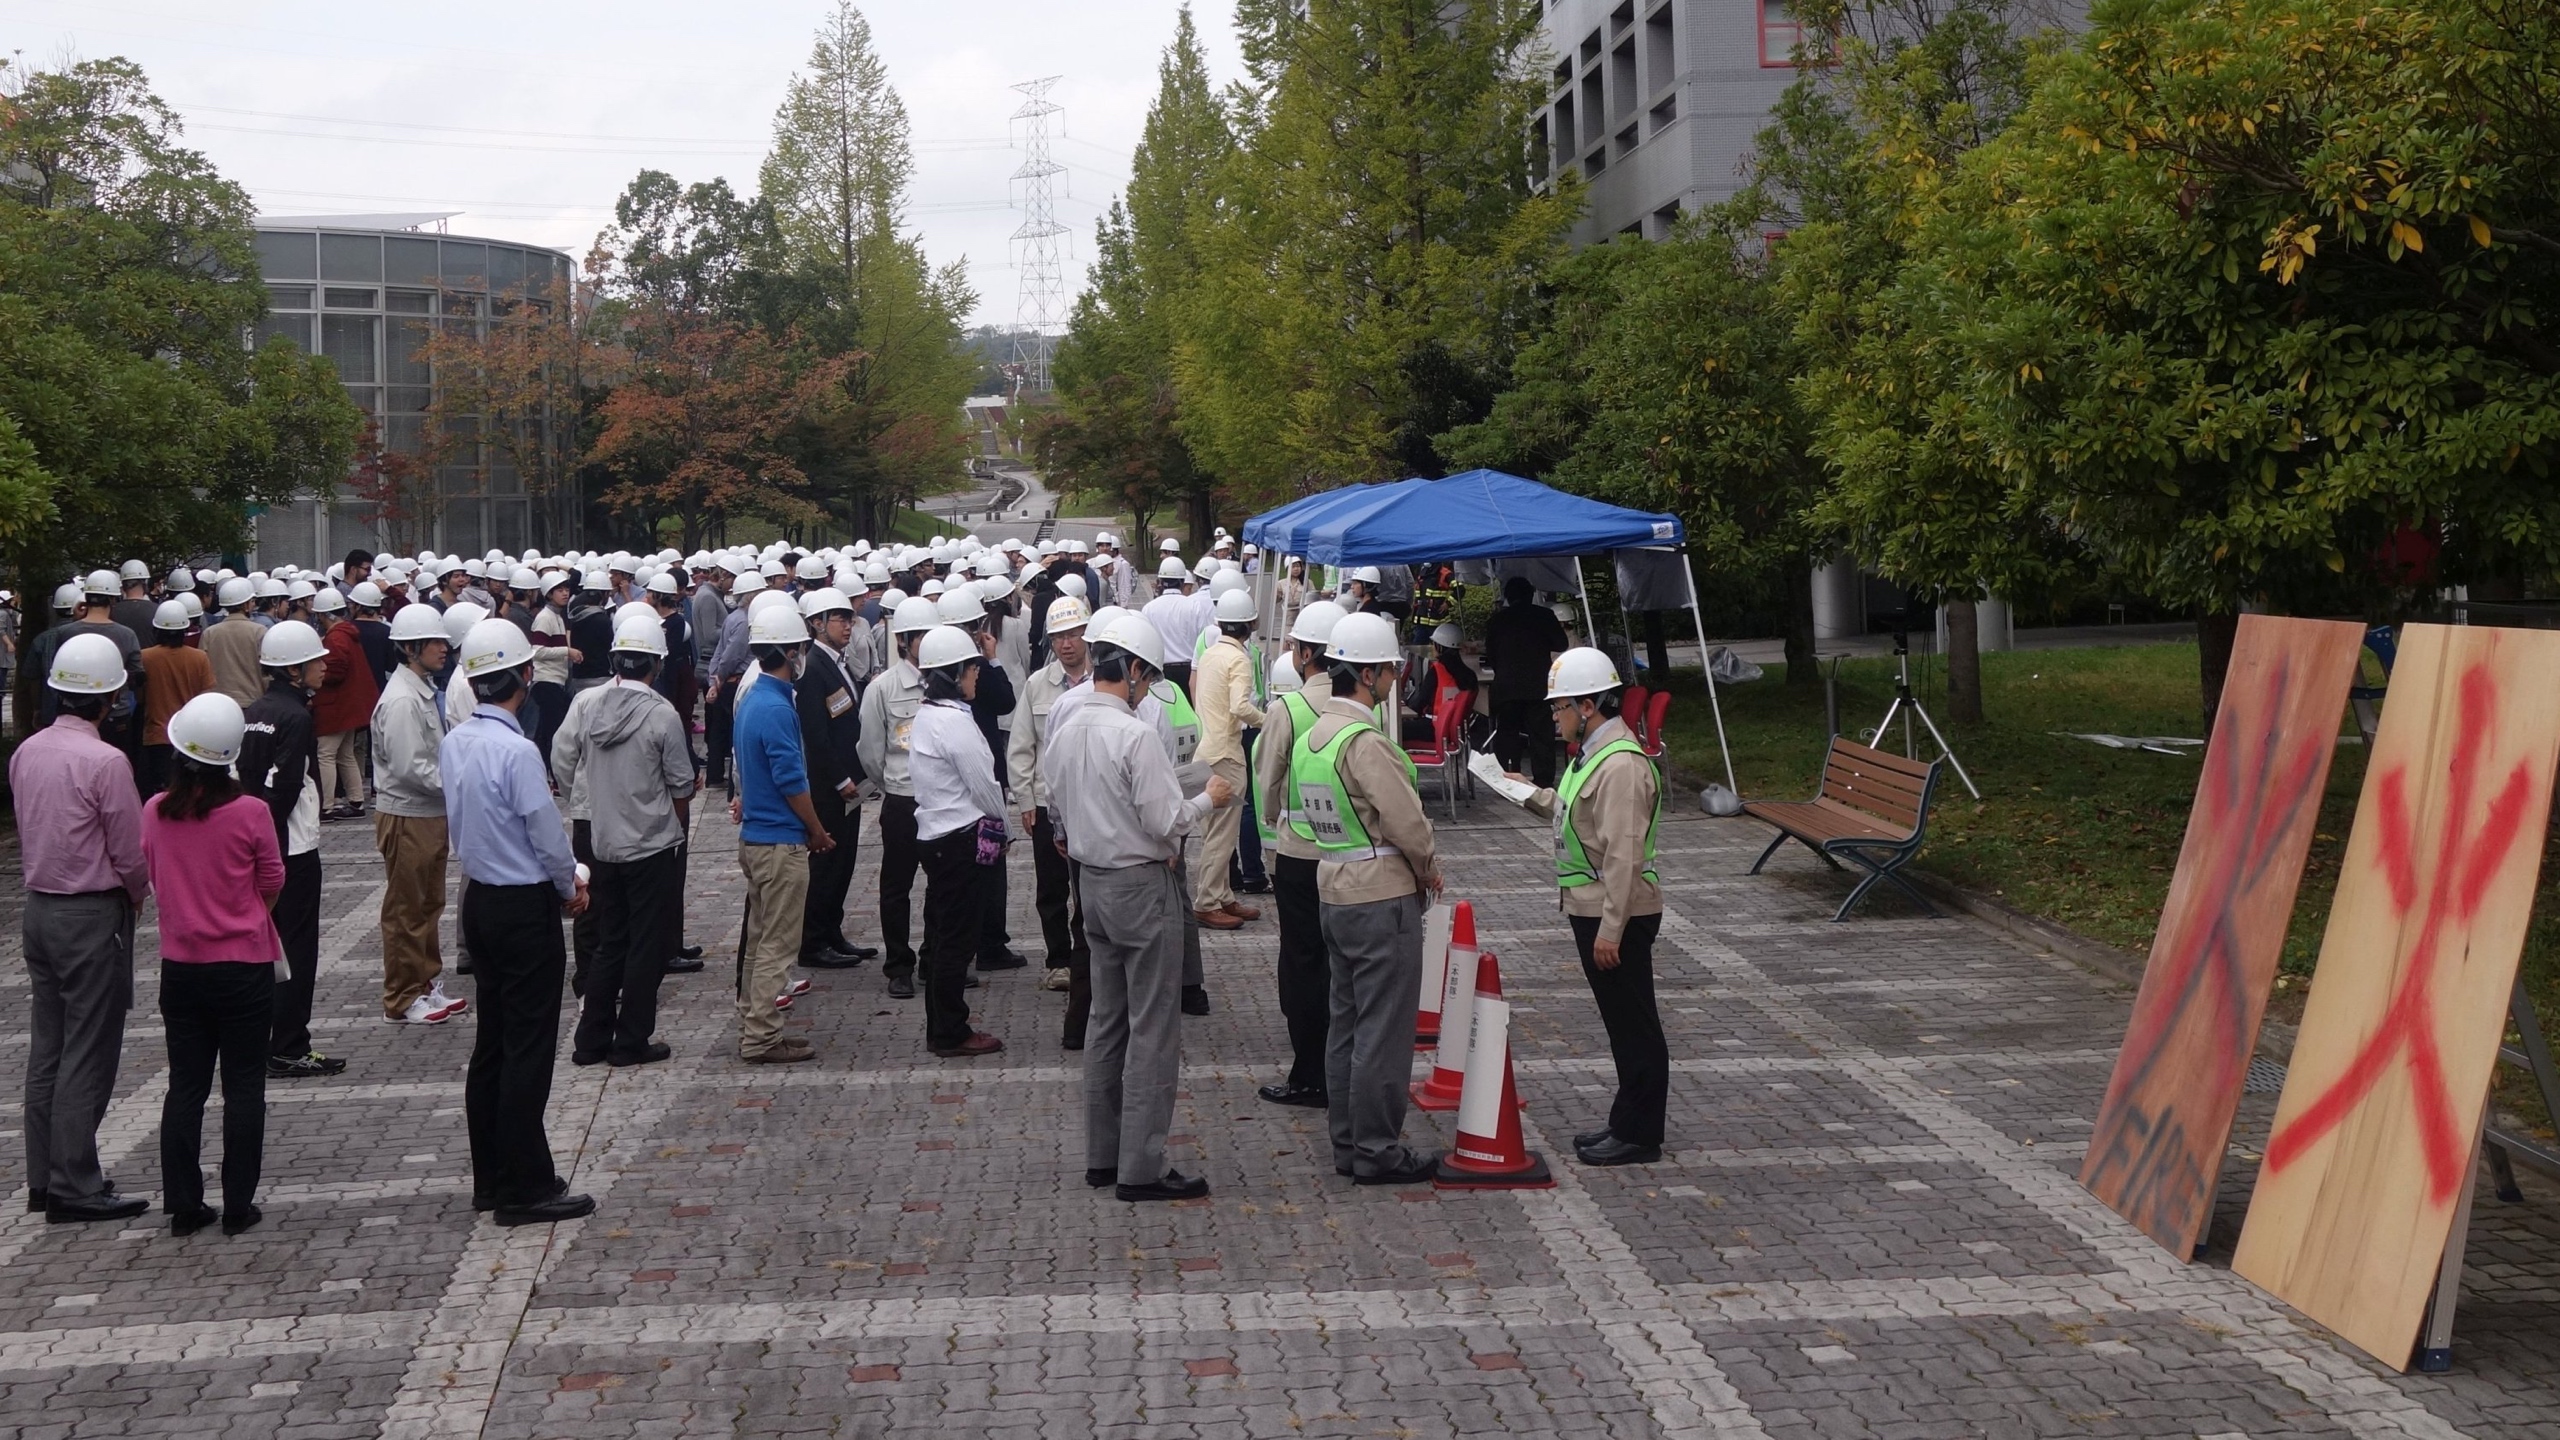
[{"xmin": 730, "ymin": 603, "xmax": 836, "ymax": 1064}]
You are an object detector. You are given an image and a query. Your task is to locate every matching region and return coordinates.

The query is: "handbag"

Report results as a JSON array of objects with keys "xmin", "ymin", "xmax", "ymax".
[{"xmin": 974, "ymin": 814, "xmax": 1008, "ymax": 867}]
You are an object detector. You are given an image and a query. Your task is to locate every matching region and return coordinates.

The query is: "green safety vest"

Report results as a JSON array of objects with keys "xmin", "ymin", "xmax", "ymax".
[
  {"xmin": 1556, "ymin": 737, "xmax": 1661, "ymax": 890},
  {"xmin": 1263, "ymin": 689, "xmax": 1324, "ymax": 843},
  {"xmin": 1154, "ymin": 676, "xmax": 1201, "ymax": 766},
  {"xmin": 1289, "ymin": 712, "xmax": 1415, "ymax": 859}
]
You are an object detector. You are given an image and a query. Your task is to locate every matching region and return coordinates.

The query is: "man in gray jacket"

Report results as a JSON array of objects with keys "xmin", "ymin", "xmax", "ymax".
[{"xmin": 550, "ymin": 612, "xmax": 698, "ymax": 1067}]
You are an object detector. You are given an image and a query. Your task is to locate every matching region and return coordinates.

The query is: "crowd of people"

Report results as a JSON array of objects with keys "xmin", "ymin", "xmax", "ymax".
[{"xmin": 11, "ymin": 525, "xmax": 1670, "ymax": 1228}]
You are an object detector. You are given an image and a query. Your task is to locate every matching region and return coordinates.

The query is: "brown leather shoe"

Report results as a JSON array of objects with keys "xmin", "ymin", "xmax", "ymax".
[
  {"xmin": 1194, "ymin": 907, "xmax": 1244, "ymax": 931},
  {"xmin": 1220, "ymin": 901, "xmax": 1262, "ymax": 921},
  {"xmin": 931, "ymin": 1031, "xmax": 1005, "ymax": 1058},
  {"xmin": 743, "ymin": 1037, "xmax": 816, "ymax": 1064}
]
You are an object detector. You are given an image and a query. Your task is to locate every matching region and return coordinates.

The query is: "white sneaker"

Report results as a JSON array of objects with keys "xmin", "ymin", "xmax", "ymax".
[
  {"xmin": 1041, "ymin": 968, "xmax": 1071, "ymax": 992},
  {"xmin": 773, "ymin": 992, "xmax": 795, "ymax": 1011},
  {"xmin": 428, "ymin": 979, "xmax": 468, "ymax": 1015},
  {"xmin": 783, "ymin": 977, "xmax": 813, "ymax": 998},
  {"xmin": 395, "ymin": 994, "xmax": 456, "ymax": 1025}
]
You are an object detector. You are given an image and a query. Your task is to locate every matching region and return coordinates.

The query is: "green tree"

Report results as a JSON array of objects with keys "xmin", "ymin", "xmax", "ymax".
[
  {"xmin": 0, "ymin": 57, "xmax": 359, "ymax": 721},
  {"xmin": 1175, "ymin": 0, "xmax": 1578, "ymax": 503}
]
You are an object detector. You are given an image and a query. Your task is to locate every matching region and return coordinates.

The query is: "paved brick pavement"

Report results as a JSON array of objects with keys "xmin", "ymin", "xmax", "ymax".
[{"xmin": 0, "ymin": 778, "xmax": 2553, "ymax": 1438}]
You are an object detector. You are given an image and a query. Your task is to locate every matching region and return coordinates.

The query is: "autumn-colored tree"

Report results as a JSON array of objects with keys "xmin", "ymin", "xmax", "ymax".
[{"xmin": 342, "ymin": 418, "xmax": 439, "ymax": 557}]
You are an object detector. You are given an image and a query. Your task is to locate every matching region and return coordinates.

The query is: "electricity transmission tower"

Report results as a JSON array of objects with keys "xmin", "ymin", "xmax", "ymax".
[{"xmin": 1008, "ymin": 75, "xmax": 1067, "ymax": 396}]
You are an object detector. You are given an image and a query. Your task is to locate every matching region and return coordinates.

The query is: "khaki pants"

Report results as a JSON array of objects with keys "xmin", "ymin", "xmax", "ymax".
[
  {"xmin": 1189, "ymin": 756, "xmax": 1247, "ymax": 912},
  {"xmin": 318, "ymin": 729, "xmax": 366, "ymax": 810},
  {"xmin": 374, "ymin": 812, "xmax": 447, "ymax": 1017},
  {"xmin": 736, "ymin": 841, "xmax": 809, "ymax": 1057}
]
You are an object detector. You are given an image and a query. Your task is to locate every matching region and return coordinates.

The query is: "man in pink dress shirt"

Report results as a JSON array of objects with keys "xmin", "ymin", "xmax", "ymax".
[{"xmin": 10, "ymin": 633, "xmax": 152, "ymax": 1222}]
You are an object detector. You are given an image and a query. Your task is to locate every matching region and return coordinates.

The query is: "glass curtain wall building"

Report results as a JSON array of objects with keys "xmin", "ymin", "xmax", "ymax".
[{"xmin": 248, "ymin": 217, "xmax": 580, "ymax": 570}]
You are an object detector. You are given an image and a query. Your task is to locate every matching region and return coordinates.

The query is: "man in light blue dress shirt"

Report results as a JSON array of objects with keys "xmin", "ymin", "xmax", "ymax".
[{"xmin": 441, "ymin": 619, "xmax": 593, "ymax": 1227}]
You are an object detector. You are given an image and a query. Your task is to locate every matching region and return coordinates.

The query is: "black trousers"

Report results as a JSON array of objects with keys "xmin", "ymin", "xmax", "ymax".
[
  {"xmin": 878, "ymin": 793, "xmax": 922, "ymax": 977},
  {"xmin": 462, "ymin": 880, "xmax": 569, "ymax": 1207},
  {"xmin": 1032, "ymin": 810, "xmax": 1084, "ymax": 968},
  {"xmin": 979, "ymin": 835, "xmax": 1012, "ymax": 964},
  {"xmin": 1064, "ymin": 858, "xmax": 1094, "ymax": 1047},
  {"xmin": 579, "ymin": 845, "xmax": 679, "ymax": 1060},
  {"xmin": 159, "ymin": 960, "xmax": 273, "ymax": 1218},
  {"xmin": 704, "ymin": 685, "xmax": 734, "ymax": 786},
  {"xmin": 569, "ymin": 820, "xmax": 600, "ymax": 993},
  {"xmin": 1229, "ymin": 730, "xmax": 1267, "ymax": 889},
  {"xmin": 1570, "ymin": 912, "xmax": 1669, "ymax": 1147},
  {"xmin": 920, "ymin": 829, "xmax": 980, "ymax": 1050},
  {"xmin": 1163, "ymin": 661, "xmax": 1193, "ymax": 695},
  {"xmin": 802, "ymin": 793, "xmax": 862, "ymax": 958},
  {"xmin": 531, "ymin": 682, "xmax": 569, "ymax": 777},
  {"xmin": 137, "ymin": 743, "xmax": 172, "ymax": 799},
  {"xmin": 1273, "ymin": 854, "xmax": 1329, "ymax": 1091},
  {"xmin": 1492, "ymin": 696, "xmax": 1560, "ymax": 788},
  {"xmin": 269, "ymin": 851, "xmax": 322, "ymax": 1059}
]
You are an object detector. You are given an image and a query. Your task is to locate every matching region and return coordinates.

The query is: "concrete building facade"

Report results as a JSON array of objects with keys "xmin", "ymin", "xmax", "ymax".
[
  {"xmin": 247, "ymin": 215, "xmax": 579, "ymax": 571},
  {"xmin": 1532, "ymin": 0, "xmax": 1808, "ymax": 243}
]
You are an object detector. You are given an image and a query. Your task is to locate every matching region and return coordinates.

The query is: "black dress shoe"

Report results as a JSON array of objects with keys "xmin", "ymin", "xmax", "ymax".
[
  {"xmin": 678, "ymin": 943, "xmax": 705, "ymax": 960},
  {"xmin": 964, "ymin": 974, "xmax": 982, "ymax": 990},
  {"xmin": 887, "ymin": 972, "xmax": 918, "ymax": 999},
  {"xmin": 47, "ymin": 1191, "xmax": 151, "ymax": 1223},
  {"xmin": 1575, "ymin": 1137, "xmax": 1663, "ymax": 1167},
  {"xmin": 494, "ymin": 1192, "xmax": 596, "ymax": 1226},
  {"xmin": 1181, "ymin": 986, "xmax": 1210, "ymax": 1016},
  {"xmin": 475, "ymin": 1176, "xmax": 569, "ymax": 1213},
  {"xmin": 1574, "ymin": 1128, "xmax": 1612, "ymax": 1150},
  {"xmin": 455, "ymin": 956, "xmax": 475, "ymax": 976},
  {"xmin": 1353, "ymin": 1155, "xmax": 1442, "ymax": 1186},
  {"xmin": 571, "ymin": 1050, "xmax": 607, "ymax": 1067},
  {"xmin": 800, "ymin": 950, "xmax": 863, "ymax": 970},
  {"xmin": 169, "ymin": 1203, "xmax": 219, "ymax": 1236},
  {"xmin": 1116, "ymin": 1170, "xmax": 1210, "ymax": 1203},
  {"xmin": 267, "ymin": 1052, "xmax": 347, "ymax": 1079},
  {"xmin": 1236, "ymin": 878, "xmax": 1272, "ymax": 895},
  {"xmin": 837, "ymin": 942, "xmax": 881, "ymax": 961},
  {"xmin": 608, "ymin": 1042, "xmax": 673, "ymax": 1067},
  {"xmin": 664, "ymin": 956, "xmax": 706, "ymax": 975},
  {"xmin": 1257, "ymin": 1082, "xmax": 1327, "ymax": 1109},
  {"xmin": 1061, "ymin": 1032, "xmax": 1085, "ymax": 1051},
  {"xmin": 221, "ymin": 1205, "xmax": 264, "ymax": 1235},
  {"xmin": 1084, "ymin": 1167, "xmax": 1117, "ymax": 1188},
  {"xmin": 26, "ymin": 1188, "xmax": 48, "ymax": 1214}
]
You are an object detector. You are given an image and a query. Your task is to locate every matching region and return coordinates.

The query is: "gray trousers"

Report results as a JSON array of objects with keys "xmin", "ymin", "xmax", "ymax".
[
  {"xmin": 24, "ymin": 892, "xmax": 135, "ymax": 1202},
  {"xmin": 1322, "ymin": 891, "xmax": 1427, "ymax": 1176},
  {"xmin": 1083, "ymin": 861, "xmax": 1187, "ymax": 1183}
]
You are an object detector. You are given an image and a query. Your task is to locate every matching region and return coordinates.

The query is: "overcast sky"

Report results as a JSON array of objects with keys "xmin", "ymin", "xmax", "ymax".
[{"xmin": 5, "ymin": 0, "xmax": 1243, "ymax": 327}]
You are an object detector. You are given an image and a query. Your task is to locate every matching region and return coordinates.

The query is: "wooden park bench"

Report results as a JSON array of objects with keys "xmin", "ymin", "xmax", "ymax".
[{"xmin": 1744, "ymin": 737, "xmax": 1945, "ymax": 922}]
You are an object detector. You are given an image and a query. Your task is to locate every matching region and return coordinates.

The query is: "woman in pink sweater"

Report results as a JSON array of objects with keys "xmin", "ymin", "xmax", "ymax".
[{"xmin": 143, "ymin": 693, "xmax": 285, "ymax": 1236}]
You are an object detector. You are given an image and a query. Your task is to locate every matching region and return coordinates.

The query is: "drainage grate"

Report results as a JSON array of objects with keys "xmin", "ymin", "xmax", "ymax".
[{"xmin": 2244, "ymin": 1057, "xmax": 2289, "ymax": 1094}]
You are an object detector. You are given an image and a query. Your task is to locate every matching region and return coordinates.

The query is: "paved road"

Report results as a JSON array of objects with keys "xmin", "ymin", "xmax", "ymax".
[{"xmin": 0, "ymin": 775, "xmax": 2551, "ymax": 1437}]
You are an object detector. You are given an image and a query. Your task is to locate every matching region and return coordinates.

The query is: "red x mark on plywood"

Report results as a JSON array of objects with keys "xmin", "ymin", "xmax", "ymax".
[{"xmin": 2263, "ymin": 664, "xmax": 2536, "ymax": 1203}]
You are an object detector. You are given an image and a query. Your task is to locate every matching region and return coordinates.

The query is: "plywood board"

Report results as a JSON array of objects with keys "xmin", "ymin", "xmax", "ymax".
[
  {"xmin": 2232, "ymin": 622, "xmax": 2560, "ymax": 1369},
  {"xmin": 2081, "ymin": 615, "xmax": 2366, "ymax": 1256}
]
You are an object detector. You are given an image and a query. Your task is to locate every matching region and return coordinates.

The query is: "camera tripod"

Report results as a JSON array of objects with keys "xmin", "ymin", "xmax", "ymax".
[{"xmin": 1869, "ymin": 631, "xmax": 1981, "ymax": 800}]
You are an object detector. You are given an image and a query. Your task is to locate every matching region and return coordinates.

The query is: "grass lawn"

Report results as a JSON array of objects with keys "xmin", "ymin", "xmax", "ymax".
[{"xmin": 1653, "ymin": 640, "xmax": 2556, "ymax": 1135}]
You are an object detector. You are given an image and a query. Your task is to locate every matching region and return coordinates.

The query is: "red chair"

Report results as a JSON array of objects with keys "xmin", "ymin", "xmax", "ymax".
[
  {"xmin": 1404, "ymin": 691, "xmax": 1473, "ymax": 818},
  {"xmin": 1642, "ymin": 690, "xmax": 1672, "ymax": 758},
  {"xmin": 1621, "ymin": 684, "xmax": 1650, "ymax": 746}
]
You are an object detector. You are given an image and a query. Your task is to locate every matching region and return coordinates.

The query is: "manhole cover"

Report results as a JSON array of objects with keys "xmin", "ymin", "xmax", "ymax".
[{"xmin": 2244, "ymin": 1057, "xmax": 2288, "ymax": 1094}]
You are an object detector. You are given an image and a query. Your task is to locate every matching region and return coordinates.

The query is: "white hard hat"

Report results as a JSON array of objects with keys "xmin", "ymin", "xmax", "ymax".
[
  {"xmin": 611, "ymin": 611, "xmax": 668, "ymax": 656},
  {"xmin": 862, "ymin": 561, "xmax": 892, "ymax": 586},
  {"xmin": 286, "ymin": 579, "xmax": 316, "ymax": 602},
  {"xmin": 1289, "ymin": 599, "xmax": 1348, "ymax": 646},
  {"xmin": 918, "ymin": 578, "xmax": 946, "ymax": 598},
  {"xmin": 540, "ymin": 569, "xmax": 571, "ymax": 593},
  {"xmin": 434, "ymin": 555, "xmax": 467, "ymax": 577},
  {"xmin": 50, "ymin": 581, "xmax": 79, "ymax": 611},
  {"xmin": 1086, "ymin": 605, "xmax": 1128, "ymax": 636},
  {"xmin": 732, "ymin": 569, "xmax": 767, "ymax": 597},
  {"xmin": 1065, "ymin": 539, "xmax": 1089, "ymax": 556},
  {"xmin": 795, "ymin": 555, "xmax": 828, "ymax": 582},
  {"xmin": 1243, "ymin": 543, "xmax": 1260, "ymax": 557},
  {"xmin": 610, "ymin": 553, "xmax": 639, "ymax": 575},
  {"xmin": 260, "ymin": 619, "xmax": 328, "ymax": 667},
  {"xmin": 759, "ymin": 559, "xmax": 787, "ymax": 579},
  {"xmin": 615, "ymin": 601, "xmax": 658, "ymax": 632},
  {"xmin": 1323, "ymin": 611, "xmax": 1403, "ymax": 666},
  {"xmin": 1056, "ymin": 573, "xmax": 1087, "ymax": 599},
  {"xmin": 1547, "ymin": 647, "xmax": 1622, "ymax": 701},
  {"xmin": 1431, "ymin": 623, "xmax": 1462, "ymax": 649},
  {"xmin": 167, "ymin": 692, "xmax": 246, "ymax": 767},
  {"xmin": 459, "ymin": 617, "xmax": 534, "ymax": 676},
  {"xmin": 119, "ymin": 558, "xmax": 149, "ymax": 582},
  {"xmin": 508, "ymin": 566, "xmax": 540, "ymax": 590},
  {"xmin": 389, "ymin": 605, "xmax": 449, "ymax": 643},
  {"xmin": 47, "ymin": 633, "xmax": 126, "ymax": 695},
  {"xmin": 1208, "ymin": 570, "xmax": 1248, "ymax": 598},
  {"xmin": 1157, "ymin": 557, "xmax": 1189, "ymax": 582},
  {"xmin": 1036, "ymin": 540, "xmax": 1058, "ymax": 558},
  {"xmin": 178, "ymin": 593, "xmax": 203, "ymax": 620},
  {"xmin": 196, "ymin": 567, "xmax": 218, "ymax": 585},
  {"xmin": 580, "ymin": 570, "xmax": 611, "ymax": 592},
  {"xmin": 85, "ymin": 569, "xmax": 121, "ymax": 597},
  {"xmin": 253, "ymin": 577, "xmax": 288, "ymax": 600},
  {"xmin": 167, "ymin": 566, "xmax": 195, "ymax": 591},
  {"xmin": 976, "ymin": 573, "xmax": 1016, "ymax": 602},
  {"xmin": 935, "ymin": 588, "xmax": 984, "ymax": 625},
  {"xmin": 1094, "ymin": 532, "xmax": 1117, "ymax": 547},
  {"xmin": 658, "ymin": 548, "xmax": 682, "ymax": 565},
  {"xmin": 748, "ymin": 603, "xmax": 809, "ymax": 646},
  {"xmin": 443, "ymin": 601, "xmax": 488, "ymax": 646},
  {"xmin": 1269, "ymin": 654, "xmax": 1302, "ymax": 694},
  {"xmin": 798, "ymin": 587, "xmax": 853, "ymax": 619},
  {"xmin": 1347, "ymin": 565, "xmax": 1383, "ymax": 586},
  {"xmin": 748, "ymin": 590, "xmax": 799, "ymax": 621},
  {"xmin": 891, "ymin": 596, "xmax": 944, "ymax": 636},
  {"xmin": 1096, "ymin": 614, "xmax": 1167, "ymax": 671},
  {"xmin": 1159, "ymin": 537, "xmax": 1181, "ymax": 553},
  {"xmin": 328, "ymin": 563, "xmax": 345, "ymax": 582},
  {"xmin": 350, "ymin": 581, "xmax": 386, "ymax": 609},
  {"xmin": 1044, "ymin": 597, "xmax": 1091, "ymax": 634},
  {"xmin": 216, "ymin": 577, "xmax": 255, "ymax": 610},
  {"xmin": 1213, "ymin": 589, "xmax": 1258, "ymax": 624},
  {"xmin": 309, "ymin": 587, "xmax": 346, "ymax": 613},
  {"xmin": 463, "ymin": 559, "xmax": 488, "ymax": 580},
  {"xmin": 646, "ymin": 571, "xmax": 680, "ymax": 596},
  {"xmin": 916, "ymin": 624, "xmax": 980, "ymax": 672},
  {"xmin": 152, "ymin": 599, "xmax": 192, "ymax": 631}
]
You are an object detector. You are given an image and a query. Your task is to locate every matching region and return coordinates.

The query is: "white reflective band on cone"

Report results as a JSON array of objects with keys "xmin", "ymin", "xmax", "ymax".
[
  {"xmin": 1453, "ymin": 994, "xmax": 1513, "ymax": 1154},
  {"xmin": 1418, "ymin": 902, "xmax": 1454, "ymax": 1022},
  {"xmin": 1435, "ymin": 946, "xmax": 1480, "ymax": 1081}
]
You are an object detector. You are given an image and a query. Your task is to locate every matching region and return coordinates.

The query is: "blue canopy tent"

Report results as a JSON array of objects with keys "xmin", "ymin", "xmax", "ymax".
[{"xmin": 1242, "ymin": 469, "xmax": 1733, "ymax": 791}]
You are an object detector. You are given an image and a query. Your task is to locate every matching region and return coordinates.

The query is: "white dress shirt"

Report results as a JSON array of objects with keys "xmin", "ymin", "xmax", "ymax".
[
  {"xmin": 1046, "ymin": 690, "xmax": 1215, "ymax": 869},
  {"xmin": 908, "ymin": 697, "xmax": 1004, "ymax": 841}
]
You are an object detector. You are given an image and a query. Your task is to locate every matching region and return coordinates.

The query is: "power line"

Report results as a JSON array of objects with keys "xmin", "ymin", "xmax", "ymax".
[{"xmin": 1008, "ymin": 76, "xmax": 1068, "ymax": 398}]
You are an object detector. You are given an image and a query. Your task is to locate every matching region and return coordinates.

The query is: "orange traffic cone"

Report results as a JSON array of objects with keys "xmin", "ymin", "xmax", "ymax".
[
  {"xmin": 1415, "ymin": 901, "xmax": 1461, "ymax": 1048},
  {"xmin": 1434, "ymin": 949, "xmax": 1553, "ymax": 1191},
  {"xmin": 1411, "ymin": 915, "xmax": 1481, "ymax": 1111}
]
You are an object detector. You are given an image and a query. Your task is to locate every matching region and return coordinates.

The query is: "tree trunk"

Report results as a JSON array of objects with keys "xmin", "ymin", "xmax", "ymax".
[
  {"xmin": 1944, "ymin": 597, "xmax": 1983, "ymax": 724},
  {"xmin": 2197, "ymin": 607, "xmax": 2241, "ymax": 734},
  {"xmin": 1782, "ymin": 556, "xmax": 1818, "ymax": 685},
  {"xmin": 1642, "ymin": 609, "xmax": 1671, "ymax": 681}
]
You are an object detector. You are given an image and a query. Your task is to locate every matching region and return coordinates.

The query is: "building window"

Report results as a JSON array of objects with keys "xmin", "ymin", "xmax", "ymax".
[{"xmin": 1760, "ymin": 0, "xmax": 1831, "ymax": 66}]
